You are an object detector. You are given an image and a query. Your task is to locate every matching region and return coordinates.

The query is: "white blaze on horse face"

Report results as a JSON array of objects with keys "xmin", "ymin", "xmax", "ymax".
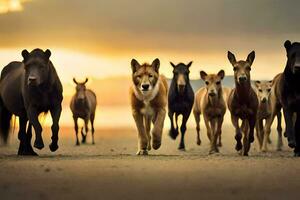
[{"xmin": 177, "ymin": 73, "xmax": 186, "ymax": 93}]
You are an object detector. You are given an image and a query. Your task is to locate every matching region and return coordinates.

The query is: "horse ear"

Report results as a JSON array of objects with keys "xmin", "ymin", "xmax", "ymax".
[
  {"xmin": 151, "ymin": 58, "xmax": 160, "ymax": 73},
  {"xmin": 217, "ymin": 70, "xmax": 225, "ymax": 80},
  {"xmin": 246, "ymin": 51, "xmax": 255, "ymax": 66},
  {"xmin": 200, "ymin": 71, "xmax": 207, "ymax": 80},
  {"xmin": 187, "ymin": 61, "xmax": 193, "ymax": 68},
  {"xmin": 73, "ymin": 78, "xmax": 78, "ymax": 85},
  {"xmin": 45, "ymin": 49, "xmax": 51, "ymax": 59},
  {"xmin": 170, "ymin": 62, "xmax": 176, "ymax": 68},
  {"xmin": 22, "ymin": 49, "xmax": 29, "ymax": 61},
  {"xmin": 84, "ymin": 78, "xmax": 89, "ymax": 84},
  {"xmin": 131, "ymin": 59, "xmax": 140, "ymax": 73},
  {"xmin": 284, "ymin": 40, "xmax": 292, "ymax": 52},
  {"xmin": 227, "ymin": 51, "xmax": 236, "ymax": 66}
]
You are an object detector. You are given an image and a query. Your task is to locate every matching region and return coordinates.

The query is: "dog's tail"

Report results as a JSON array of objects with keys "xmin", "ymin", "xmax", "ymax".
[{"xmin": 0, "ymin": 97, "xmax": 12, "ymax": 144}]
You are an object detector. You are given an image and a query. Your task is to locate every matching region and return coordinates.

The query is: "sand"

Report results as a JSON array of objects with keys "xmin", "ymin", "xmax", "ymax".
[{"xmin": 1, "ymin": 125, "xmax": 300, "ymax": 200}]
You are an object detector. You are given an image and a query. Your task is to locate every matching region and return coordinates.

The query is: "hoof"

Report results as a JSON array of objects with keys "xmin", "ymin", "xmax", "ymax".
[
  {"xmin": 92, "ymin": 142, "xmax": 95, "ymax": 145},
  {"xmin": 209, "ymin": 149, "xmax": 219, "ymax": 154},
  {"xmin": 81, "ymin": 136, "xmax": 86, "ymax": 143},
  {"xmin": 178, "ymin": 147, "xmax": 186, "ymax": 151},
  {"xmin": 261, "ymin": 148, "xmax": 267, "ymax": 153},
  {"xmin": 276, "ymin": 147, "xmax": 282, "ymax": 151},
  {"xmin": 34, "ymin": 140, "xmax": 44, "ymax": 150},
  {"xmin": 152, "ymin": 141, "xmax": 161, "ymax": 150},
  {"xmin": 288, "ymin": 141, "xmax": 296, "ymax": 148},
  {"xmin": 235, "ymin": 142, "xmax": 242, "ymax": 151},
  {"xmin": 49, "ymin": 143, "xmax": 59, "ymax": 152},
  {"xmin": 136, "ymin": 150, "xmax": 148, "ymax": 155},
  {"xmin": 18, "ymin": 146, "xmax": 38, "ymax": 156},
  {"xmin": 243, "ymin": 152, "xmax": 249, "ymax": 156},
  {"xmin": 218, "ymin": 142, "xmax": 222, "ymax": 147},
  {"xmin": 197, "ymin": 140, "xmax": 201, "ymax": 146},
  {"xmin": 169, "ymin": 129, "xmax": 179, "ymax": 140},
  {"xmin": 147, "ymin": 144, "xmax": 151, "ymax": 151}
]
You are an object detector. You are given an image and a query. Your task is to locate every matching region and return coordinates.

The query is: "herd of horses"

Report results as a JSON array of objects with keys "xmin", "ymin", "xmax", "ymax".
[{"xmin": 0, "ymin": 40, "xmax": 300, "ymax": 157}]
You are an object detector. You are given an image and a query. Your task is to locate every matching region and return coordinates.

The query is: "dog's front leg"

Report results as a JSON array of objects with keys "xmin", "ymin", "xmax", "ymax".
[
  {"xmin": 132, "ymin": 110, "xmax": 148, "ymax": 155},
  {"xmin": 152, "ymin": 108, "xmax": 166, "ymax": 150}
]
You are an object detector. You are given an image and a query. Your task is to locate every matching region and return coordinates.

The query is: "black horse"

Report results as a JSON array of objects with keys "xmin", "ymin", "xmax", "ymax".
[
  {"xmin": 168, "ymin": 62, "xmax": 194, "ymax": 150},
  {"xmin": 280, "ymin": 40, "xmax": 300, "ymax": 156},
  {"xmin": 0, "ymin": 48, "xmax": 63, "ymax": 155}
]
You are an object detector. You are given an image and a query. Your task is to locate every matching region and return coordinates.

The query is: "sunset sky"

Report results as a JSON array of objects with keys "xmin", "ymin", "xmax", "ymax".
[{"xmin": 0, "ymin": 0, "xmax": 299, "ymax": 82}]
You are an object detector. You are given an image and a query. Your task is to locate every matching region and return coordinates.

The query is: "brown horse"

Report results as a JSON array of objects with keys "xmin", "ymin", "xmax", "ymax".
[
  {"xmin": 70, "ymin": 78, "xmax": 97, "ymax": 145},
  {"xmin": 227, "ymin": 51, "xmax": 258, "ymax": 156},
  {"xmin": 0, "ymin": 48, "xmax": 63, "ymax": 155}
]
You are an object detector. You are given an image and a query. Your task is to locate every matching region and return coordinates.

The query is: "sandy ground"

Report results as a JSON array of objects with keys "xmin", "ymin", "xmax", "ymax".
[{"xmin": 1, "ymin": 125, "xmax": 300, "ymax": 200}]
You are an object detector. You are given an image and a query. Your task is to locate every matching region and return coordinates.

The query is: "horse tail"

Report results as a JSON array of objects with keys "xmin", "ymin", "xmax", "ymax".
[{"xmin": 0, "ymin": 97, "xmax": 12, "ymax": 144}]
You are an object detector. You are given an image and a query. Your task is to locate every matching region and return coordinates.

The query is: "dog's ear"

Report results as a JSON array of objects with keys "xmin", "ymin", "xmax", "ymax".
[
  {"xmin": 187, "ymin": 61, "xmax": 193, "ymax": 68},
  {"xmin": 200, "ymin": 71, "xmax": 207, "ymax": 80},
  {"xmin": 246, "ymin": 51, "xmax": 255, "ymax": 66},
  {"xmin": 284, "ymin": 40, "xmax": 292, "ymax": 53},
  {"xmin": 73, "ymin": 78, "xmax": 78, "ymax": 85},
  {"xmin": 218, "ymin": 70, "xmax": 225, "ymax": 80},
  {"xmin": 227, "ymin": 51, "xmax": 236, "ymax": 66},
  {"xmin": 151, "ymin": 58, "xmax": 160, "ymax": 73},
  {"xmin": 22, "ymin": 49, "xmax": 30, "ymax": 61},
  {"xmin": 170, "ymin": 62, "xmax": 176, "ymax": 68},
  {"xmin": 131, "ymin": 59, "xmax": 140, "ymax": 73}
]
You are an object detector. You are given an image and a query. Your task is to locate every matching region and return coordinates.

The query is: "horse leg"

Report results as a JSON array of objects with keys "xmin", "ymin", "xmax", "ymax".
[
  {"xmin": 255, "ymin": 119, "xmax": 263, "ymax": 150},
  {"xmin": 203, "ymin": 115, "xmax": 211, "ymax": 142},
  {"xmin": 25, "ymin": 123, "xmax": 37, "ymax": 155},
  {"xmin": 49, "ymin": 104, "xmax": 62, "ymax": 152},
  {"xmin": 73, "ymin": 116, "xmax": 80, "ymax": 146},
  {"xmin": 244, "ymin": 115, "xmax": 256, "ymax": 156},
  {"xmin": 168, "ymin": 111, "xmax": 178, "ymax": 140},
  {"xmin": 231, "ymin": 114, "xmax": 242, "ymax": 151},
  {"xmin": 179, "ymin": 114, "xmax": 189, "ymax": 151},
  {"xmin": 294, "ymin": 112, "xmax": 300, "ymax": 157},
  {"xmin": 261, "ymin": 110, "xmax": 276, "ymax": 152},
  {"xmin": 209, "ymin": 118, "xmax": 218, "ymax": 154},
  {"xmin": 216, "ymin": 117, "xmax": 224, "ymax": 149},
  {"xmin": 91, "ymin": 113, "xmax": 95, "ymax": 145},
  {"xmin": 145, "ymin": 116, "xmax": 152, "ymax": 151},
  {"xmin": 193, "ymin": 110, "xmax": 201, "ymax": 145},
  {"xmin": 241, "ymin": 120, "xmax": 249, "ymax": 156},
  {"xmin": 27, "ymin": 107, "xmax": 44, "ymax": 150},
  {"xmin": 82, "ymin": 118, "xmax": 89, "ymax": 144},
  {"xmin": 248, "ymin": 115, "xmax": 256, "ymax": 144},
  {"xmin": 283, "ymin": 107, "xmax": 296, "ymax": 148},
  {"xmin": 17, "ymin": 117, "xmax": 27, "ymax": 155},
  {"xmin": 276, "ymin": 111, "xmax": 283, "ymax": 151}
]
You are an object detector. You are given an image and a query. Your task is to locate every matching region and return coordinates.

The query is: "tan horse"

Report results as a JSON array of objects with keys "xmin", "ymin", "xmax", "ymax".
[
  {"xmin": 257, "ymin": 75, "xmax": 283, "ymax": 152},
  {"xmin": 193, "ymin": 70, "xmax": 227, "ymax": 154}
]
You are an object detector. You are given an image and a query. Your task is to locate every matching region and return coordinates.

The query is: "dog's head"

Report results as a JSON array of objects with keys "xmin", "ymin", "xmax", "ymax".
[{"xmin": 131, "ymin": 58, "xmax": 160, "ymax": 95}]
